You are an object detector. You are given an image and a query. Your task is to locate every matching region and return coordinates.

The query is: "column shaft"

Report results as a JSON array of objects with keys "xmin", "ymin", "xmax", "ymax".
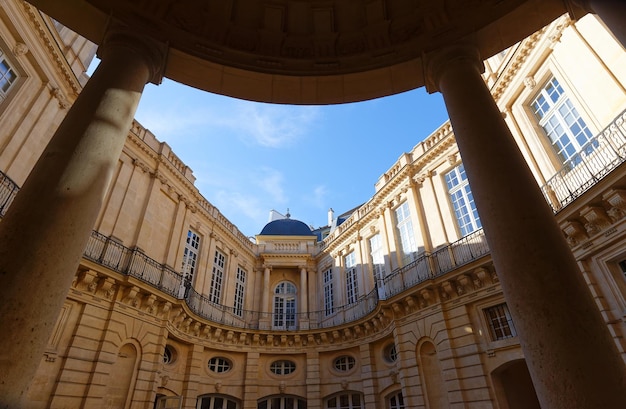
[
  {"xmin": 428, "ymin": 45, "xmax": 626, "ymax": 409},
  {"xmin": 300, "ymin": 266, "xmax": 308, "ymax": 315},
  {"xmin": 262, "ymin": 266, "xmax": 271, "ymax": 313},
  {"xmin": 0, "ymin": 30, "xmax": 165, "ymax": 406}
]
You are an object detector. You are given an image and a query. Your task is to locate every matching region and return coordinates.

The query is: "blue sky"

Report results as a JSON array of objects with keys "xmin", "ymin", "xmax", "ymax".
[{"xmin": 130, "ymin": 76, "xmax": 449, "ymax": 237}]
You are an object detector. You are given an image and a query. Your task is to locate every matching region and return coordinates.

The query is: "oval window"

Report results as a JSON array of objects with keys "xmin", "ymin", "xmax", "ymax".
[
  {"xmin": 208, "ymin": 357, "xmax": 232, "ymax": 373},
  {"xmin": 270, "ymin": 360, "xmax": 296, "ymax": 375}
]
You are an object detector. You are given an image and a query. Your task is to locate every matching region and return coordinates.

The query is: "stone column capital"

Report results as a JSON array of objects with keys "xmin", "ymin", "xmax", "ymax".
[
  {"xmin": 423, "ymin": 43, "xmax": 484, "ymax": 94},
  {"xmin": 97, "ymin": 24, "xmax": 168, "ymax": 85}
]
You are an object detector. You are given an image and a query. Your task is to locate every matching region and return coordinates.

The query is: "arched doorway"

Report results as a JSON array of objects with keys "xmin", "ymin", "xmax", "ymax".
[
  {"xmin": 103, "ymin": 342, "xmax": 140, "ymax": 408},
  {"xmin": 491, "ymin": 359, "xmax": 540, "ymax": 409},
  {"xmin": 418, "ymin": 340, "xmax": 449, "ymax": 409}
]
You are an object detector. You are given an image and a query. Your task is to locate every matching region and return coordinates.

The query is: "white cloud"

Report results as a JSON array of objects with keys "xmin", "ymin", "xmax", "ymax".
[
  {"xmin": 234, "ymin": 103, "xmax": 320, "ymax": 148},
  {"xmin": 136, "ymin": 98, "xmax": 320, "ymax": 149},
  {"xmin": 312, "ymin": 185, "xmax": 329, "ymax": 208},
  {"xmin": 256, "ymin": 167, "xmax": 287, "ymax": 203}
]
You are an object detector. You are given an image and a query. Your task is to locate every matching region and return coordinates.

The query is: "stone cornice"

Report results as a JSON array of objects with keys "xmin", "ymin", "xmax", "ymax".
[
  {"xmin": 322, "ymin": 122, "xmax": 457, "ymax": 254},
  {"xmin": 126, "ymin": 121, "xmax": 256, "ymax": 256},
  {"xmin": 22, "ymin": 1, "xmax": 83, "ymax": 96},
  {"xmin": 488, "ymin": 19, "xmax": 564, "ymax": 102},
  {"xmin": 72, "ymin": 251, "xmax": 497, "ymax": 352}
]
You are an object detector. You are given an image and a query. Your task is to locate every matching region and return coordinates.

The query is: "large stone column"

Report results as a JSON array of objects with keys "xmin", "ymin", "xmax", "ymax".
[
  {"xmin": 424, "ymin": 44, "xmax": 626, "ymax": 409},
  {"xmin": 0, "ymin": 27, "xmax": 166, "ymax": 406}
]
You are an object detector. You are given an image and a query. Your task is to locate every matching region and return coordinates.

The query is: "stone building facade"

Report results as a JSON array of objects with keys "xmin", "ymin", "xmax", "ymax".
[{"xmin": 0, "ymin": 1, "xmax": 625, "ymax": 408}]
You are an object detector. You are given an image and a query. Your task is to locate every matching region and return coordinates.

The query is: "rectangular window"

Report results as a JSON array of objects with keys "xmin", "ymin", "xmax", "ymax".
[
  {"xmin": 233, "ymin": 266, "xmax": 246, "ymax": 317},
  {"xmin": 531, "ymin": 76, "xmax": 594, "ymax": 164},
  {"xmin": 209, "ymin": 250, "xmax": 226, "ymax": 304},
  {"xmin": 369, "ymin": 234, "xmax": 385, "ymax": 284},
  {"xmin": 395, "ymin": 201, "xmax": 418, "ymax": 265},
  {"xmin": 181, "ymin": 229, "xmax": 200, "ymax": 283},
  {"xmin": 345, "ymin": 252, "xmax": 359, "ymax": 305},
  {"xmin": 0, "ymin": 48, "xmax": 18, "ymax": 104},
  {"xmin": 323, "ymin": 268, "xmax": 334, "ymax": 316},
  {"xmin": 485, "ymin": 303, "xmax": 517, "ymax": 341},
  {"xmin": 446, "ymin": 164, "xmax": 482, "ymax": 236}
]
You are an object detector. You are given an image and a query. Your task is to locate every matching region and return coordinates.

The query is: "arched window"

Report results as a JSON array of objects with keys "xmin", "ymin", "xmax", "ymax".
[
  {"xmin": 258, "ymin": 395, "xmax": 306, "ymax": 409},
  {"xmin": 386, "ymin": 391, "xmax": 405, "ymax": 409},
  {"xmin": 324, "ymin": 392, "xmax": 364, "ymax": 409},
  {"xmin": 198, "ymin": 394, "xmax": 239, "ymax": 409},
  {"xmin": 273, "ymin": 282, "xmax": 297, "ymax": 329}
]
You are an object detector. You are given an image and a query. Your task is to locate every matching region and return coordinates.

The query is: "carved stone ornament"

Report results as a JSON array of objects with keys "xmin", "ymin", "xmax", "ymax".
[
  {"xmin": 13, "ymin": 42, "xmax": 28, "ymax": 56},
  {"xmin": 523, "ymin": 75, "xmax": 536, "ymax": 89}
]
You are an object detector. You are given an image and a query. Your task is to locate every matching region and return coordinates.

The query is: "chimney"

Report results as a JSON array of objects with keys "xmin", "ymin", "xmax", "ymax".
[{"xmin": 327, "ymin": 208, "xmax": 334, "ymax": 226}]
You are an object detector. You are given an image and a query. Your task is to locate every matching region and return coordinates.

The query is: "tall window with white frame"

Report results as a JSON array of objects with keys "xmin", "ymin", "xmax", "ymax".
[
  {"xmin": 233, "ymin": 266, "xmax": 246, "ymax": 317},
  {"xmin": 180, "ymin": 229, "xmax": 200, "ymax": 297},
  {"xmin": 209, "ymin": 250, "xmax": 226, "ymax": 304},
  {"xmin": 273, "ymin": 282, "xmax": 297, "ymax": 329},
  {"xmin": 323, "ymin": 268, "xmax": 335, "ymax": 316},
  {"xmin": 395, "ymin": 201, "xmax": 418, "ymax": 265},
  {"xmin": 369, "ymin": 234, "xmax": 385, "ymax": 297},
  {"xmin": 445, "ymin": 164, "xmax": 482, "ymax": 237},
  {"xmin": 345, "ymin": 252, "xmax": 359, "ymax": 305},
  {"xmin": 531, "ymin": 76, "xmax": 594, "ymax": 165},
  {"xmin": 0, "ymin": 48, "xmax": 18, "ymax": 104}
]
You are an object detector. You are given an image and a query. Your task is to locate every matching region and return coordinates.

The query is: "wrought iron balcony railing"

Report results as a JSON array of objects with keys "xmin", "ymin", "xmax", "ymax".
[
  {"xmin": 541, "ymin": 108, "xmax": 626, "ymax": 212},
  {"xmin": 1, "ymin": 108, "xmax": 624, "ymax": 330}
]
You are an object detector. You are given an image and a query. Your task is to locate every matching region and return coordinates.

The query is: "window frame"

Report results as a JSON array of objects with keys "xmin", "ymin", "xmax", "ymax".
[
  {"xmin": 530, "ymin": 76, "xmax": 595, "ymax": 165},
  {"xmin": 384, "ymin": 343, "xmax": 398, "ymax": 363},
  {"xmin": 209, "ymin": 249, "xmax": 226, "ymax": 304},
  {"xmin": 323, "ymin": 268, "xmax": 335, "ymax": 316},
  {"xmin": 445, "ymin": 164, "xmax": 482, "ymax": 237},
  {"xmin": 197, "ymin": 394, "xmax": 239, "ymax": 409},
  {"xmin": 324, "ymin": 392, "xmax": 364, "ymax": 409},
  {"xmin": 163, "ymin": 345, "xmax": 176, "ymax": 365},
  {"xmin": 0, "ymin": 47, "xmax": 19, "ymax": 104},
  {"xmin": 386, "ymin": 391, "xmax": 405, "ymax": 409},
  {"xmin": 207, "ymin": 356, "xmax": 232, "ymax": 374},
  {"xmin": 394, "ymin": 201, "xmax": 418, "ymax": 265},
  {"xmin": 233, "ymin": 266, "xmax": 247, "ymax": 317},
  {"xmin": 273, "ymin": 281, "xmax": 297, "ymax": 329},
  {"xmin": 181, "ymin": 229, "xmax": 201, "ymax": 281},
  {"xmin": 484, "ymin": 302, "xmax": 517, "ymax": 341},
  {"xmin": 344, "ymin": 252, "xmax": 359, "ymax": 305},
  {"xmin": 367, "ymin": 233, "xmax": 387, "ymax": 287},
  {"xmin": 269, "ymin": 360, "xmax": 296, "ymax": 376},
  {"xmin": 332, "ymin": 355, "xmax": 356, "ymax": 373}
]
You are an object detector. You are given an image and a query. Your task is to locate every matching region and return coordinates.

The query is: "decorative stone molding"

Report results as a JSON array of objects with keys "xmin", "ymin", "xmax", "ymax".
[
  {"xmin": 13, "ymin": 42, "xmax": 28, "ymax": 56},
  {"xmin": 561, "ymin": 220, "xmax": 588, "ymax": 246},
  {"xmin": 523, "ymin": 75, "xmax": 536, "ymax": 89},
  {"xmin": 580, "ymin": 206, "xmax": 611, "ymax": 235},
  {"xmin": 456, "ymin": 274, "xmax": 473, "ymax": 295},
  {"xmin": 603, "ymin": 189, "xmax": 626, "ymax": 221},
  {"xmin": 440, "ymin": 281, "xmax": 456, "ymax": 300},
  {"xmin": 50, "ymin": 87, "xmax": 70, "ymax": 109}
]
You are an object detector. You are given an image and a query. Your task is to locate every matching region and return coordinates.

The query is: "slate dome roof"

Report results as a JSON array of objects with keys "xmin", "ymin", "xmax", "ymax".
[{"xmin": 260, "ymin": 218, "xmax": 315, "ymax": 236}]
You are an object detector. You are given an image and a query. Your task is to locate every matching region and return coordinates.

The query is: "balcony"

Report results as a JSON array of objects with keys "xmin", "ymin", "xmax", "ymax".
[
  {"xmin": 542, "ymin": 109, "xmax": 626, "ymax": 211},
  {"xmin": 1, "ymin": 109, "xmax": 625, "ymax": 330}
]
